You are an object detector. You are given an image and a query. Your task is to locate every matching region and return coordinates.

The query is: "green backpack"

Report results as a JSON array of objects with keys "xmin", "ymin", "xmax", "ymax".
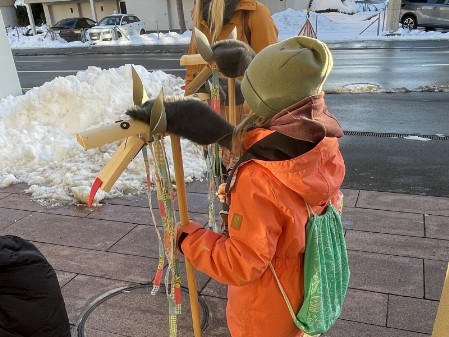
[{"xmin": 269, "ymin": 201, "xmax": 350, "ymax": 336}]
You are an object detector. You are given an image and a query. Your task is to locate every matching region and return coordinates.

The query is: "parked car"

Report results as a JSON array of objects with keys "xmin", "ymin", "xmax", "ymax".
[
  {"xmin": 400, "ymin": 0, "xmax": 449, "ymax": 30},
  {"xmin": 49, "ymin": 17, "xmax": 97, "ymax": 42},
  {"xmin": 86, "ymin": 14, "xmax": 146, "ymax": 42}
]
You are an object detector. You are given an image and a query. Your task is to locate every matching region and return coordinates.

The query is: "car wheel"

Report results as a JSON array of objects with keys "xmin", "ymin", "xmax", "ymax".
[
  {"xmin": 401, "ymin": 15, "xmax": 417, "ymax": 30},
  {"xmin": 140, "ymin": 29, "xmax": 146, "ymax": 35}
]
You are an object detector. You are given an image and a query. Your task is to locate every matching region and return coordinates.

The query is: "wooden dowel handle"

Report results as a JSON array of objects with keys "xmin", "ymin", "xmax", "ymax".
[
  {"xmin": 170, "ymin": 134, "xmax": 202, "ymax": 337},
  {"xmin": 227, "ymin": 78, "xmax": 236, "ymax": 125}
]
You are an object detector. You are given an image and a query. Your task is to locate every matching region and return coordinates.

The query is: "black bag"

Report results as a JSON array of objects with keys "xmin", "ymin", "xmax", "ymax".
[{"xmin": 0, "ymin": 235, "xmax": 71, "ymax": 337}]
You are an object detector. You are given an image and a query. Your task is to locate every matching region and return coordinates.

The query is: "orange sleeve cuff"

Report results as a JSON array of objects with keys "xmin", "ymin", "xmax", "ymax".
[{"xmin": 176, "ymin": 221, "xmax": 203, "ymax": 254}]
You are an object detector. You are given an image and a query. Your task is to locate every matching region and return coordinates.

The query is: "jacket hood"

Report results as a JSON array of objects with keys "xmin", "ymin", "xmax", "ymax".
[
  {"xmin": 242, "ymin": 129, "xmax": 345, "ymax": 206},
  {"xmin": 267, "ymin": 92, "xmax": 343, "ymax": 142},
  {"xmin": 237, "ymin": 94, "xmax": 345, "ymax": 206}
]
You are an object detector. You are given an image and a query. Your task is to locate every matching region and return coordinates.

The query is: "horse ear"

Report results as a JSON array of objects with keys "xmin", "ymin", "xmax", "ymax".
[
  {"xmin": 194, "ymin": 27, "xmax": 214, "ymax": 62},
  {"xmin": 149, "ymin": 90, "xmax": 167, "ymax": 136},
  {"xmin": 227, "ymin": 26, "xmax": 237, "ymax": 40}
]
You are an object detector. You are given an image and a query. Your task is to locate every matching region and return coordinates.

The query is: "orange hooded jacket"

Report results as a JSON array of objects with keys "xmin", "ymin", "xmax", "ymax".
[{"xmin": 178, "ymin": 94, "xmax": 345, "ymax": 337}]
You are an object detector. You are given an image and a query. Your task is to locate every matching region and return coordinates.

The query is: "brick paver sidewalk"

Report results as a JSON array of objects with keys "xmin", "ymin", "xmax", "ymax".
[{"xmin": 1, "ymin": 181, "xmax": 448, "ymax": 336}]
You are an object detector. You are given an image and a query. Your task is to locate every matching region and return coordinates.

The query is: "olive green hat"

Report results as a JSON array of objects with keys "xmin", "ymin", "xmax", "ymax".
[{"xmin": 241, "ymin": 36, "xmax": 333, "ymax": 118}]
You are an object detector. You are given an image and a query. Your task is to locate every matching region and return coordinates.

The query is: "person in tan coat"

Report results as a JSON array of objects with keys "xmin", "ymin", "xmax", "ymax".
[
  {"xmin": 186, "ymin": 0, "xmax": 279, "ymax": 124},
  {"xmin": 186, "ymin": 0, "xmax": 278, "ymax": 83},
  {"xmin": 127, "ymin": 36, "xmax": 345, "ymax": 337}
]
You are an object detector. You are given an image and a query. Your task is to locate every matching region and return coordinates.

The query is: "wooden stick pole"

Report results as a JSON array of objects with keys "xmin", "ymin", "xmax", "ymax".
[
  {"xmin": 171, "ymin": 50, "xmax": 218, "ymax": 337},
  {"xmin": 170, "ymin": 134, "xmax": 202, "ymax": 337},
  {"xmin": 227, "ymin": 78, "xmax": 236, "ymax": 125}
]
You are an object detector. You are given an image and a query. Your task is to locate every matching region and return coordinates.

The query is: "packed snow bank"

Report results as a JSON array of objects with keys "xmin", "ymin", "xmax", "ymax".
[{"xmin": 0, "ymin": 65, "xmax": 206, "ymax": 205}]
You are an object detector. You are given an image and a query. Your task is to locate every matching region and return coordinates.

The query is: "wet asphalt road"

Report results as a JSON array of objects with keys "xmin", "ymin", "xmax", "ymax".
[
  {"xmin": 326, "ymin": 92, "xmax": 449, "ymax": 197},
  {"xmin": 13, "ymin": 40, "xmax": 449, "ymax": 92}
]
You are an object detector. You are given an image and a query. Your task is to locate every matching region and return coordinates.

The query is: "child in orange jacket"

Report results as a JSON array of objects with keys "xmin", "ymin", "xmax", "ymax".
[{"xmin": 127, "ymin": 36, "xmax": 345, "ymax": 337}]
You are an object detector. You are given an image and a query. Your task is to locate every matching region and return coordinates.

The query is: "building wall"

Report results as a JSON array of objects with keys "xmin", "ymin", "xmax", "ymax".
[
  {"xmin": 92, "ymin": 1, "xmax": 119, "ymax": 19},
  {"xmin": 125, "ymin": 0, "xmax": 308, "ymax": 31},
  {"xmin": 0, "ymin": 11, "xmax": 22, "ymax": 97},
  {"xmin": 79, "ymin": 1, "xmax": 93, "ymax": 17},
  {"xmin": 22, "ymin": 0, "xmax": 310, "ymax": 31},
  {"xmin": 0, "ymin": 5, "xmax": 18, "ymax": 26},
  {"xmin": 43, "ymin": 0, "xmax": 117, "ymax": 26},
  {"xmin": 126, "ymin": 0, "xmax": 168, "ymax": 31},
  {"xmin": 168, "ymin": 0, "xmax": 194, "ymax": 30},
  {"xmin": 125, "ymin": 0, "xmax": 193, "ymax": 31}
]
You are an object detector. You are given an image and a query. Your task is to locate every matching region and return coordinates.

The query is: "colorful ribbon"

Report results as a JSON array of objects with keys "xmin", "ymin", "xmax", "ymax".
[{"xmin": 142, "ymin": 137, "xmax": 181, "ymax": 337}]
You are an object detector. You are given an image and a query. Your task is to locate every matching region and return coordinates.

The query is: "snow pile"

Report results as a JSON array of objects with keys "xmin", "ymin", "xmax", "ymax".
[
  {"xmin": 7, "ymin": 25, "xmax": 192, "ymax": 49},
  {"xmin": 272, "ymin": 9, "xmax": 335, "ymax": 38},
  {"xmin": 13, "ymin": 0, "xmax": 25, "ymax": 7},
  {"xmin": 0, "ymin": 65, "xmax": 206, "ymax": 205}
]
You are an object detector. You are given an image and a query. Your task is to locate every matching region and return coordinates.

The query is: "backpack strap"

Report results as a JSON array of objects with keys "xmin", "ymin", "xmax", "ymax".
[
  {"xmin": 269, "ymin": 262, "xmax": 298, "ymax": 323},
  {"xmin": 304, "ymin": 200, "xmax": 314, "ymax": 217},
  {"xmin": 305, "ymin": 198, "xmax": 335, "ymax": 218},
  {"xmin": 269, "ymin": 197, "xmax": 313, "ymax": 327}
]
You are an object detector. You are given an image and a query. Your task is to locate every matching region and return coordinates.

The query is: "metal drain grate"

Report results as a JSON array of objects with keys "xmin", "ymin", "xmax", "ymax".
[
  {"xmin": 76, "ymin": 284, "xmax": 210, "ymax": 336},
  {"xmin": 343, "ymin": 131, "xmax": 449, "ymax": 141}
]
